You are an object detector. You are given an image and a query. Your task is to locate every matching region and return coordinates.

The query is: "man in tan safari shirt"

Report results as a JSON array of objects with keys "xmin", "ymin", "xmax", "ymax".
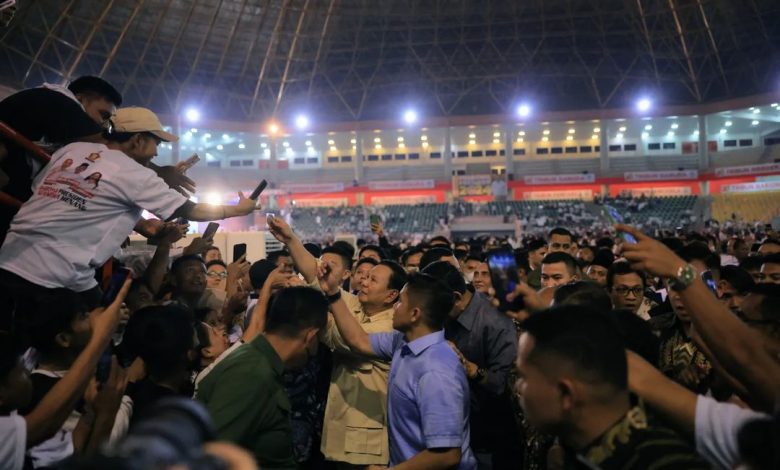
[{"xmin": 268, "ymin": 216, "xmax": 407, "ymax": 467}]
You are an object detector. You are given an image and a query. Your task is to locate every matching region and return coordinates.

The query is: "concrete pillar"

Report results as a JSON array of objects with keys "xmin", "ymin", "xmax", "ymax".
[
  {"xmin": 172, "ymin": 116, "xmax": 181, "ymax": 164},
  {"xmin": 354, "ymin": 131, "xmax": 365, "ymax": 183},
  {"xmin": 503, "ymin": 123, "xmax": 514, "ymax": 178},
  {"xmin": 599, "ymin": 121, "xmax": 609, "ymax": 174},
  {"xmin": 443, "ymin": 126, "xmax": 453, "ymax": 180},
  {"xmin": 698, "ymin": 114, "xmax": 709, "ymax": 170}
]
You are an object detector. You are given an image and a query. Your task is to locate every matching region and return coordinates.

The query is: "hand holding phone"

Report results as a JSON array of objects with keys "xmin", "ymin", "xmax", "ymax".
[
  {"xmin": 102, "ymin": 267, "xmax": 133, "ymax": 307},
  {"xmin": 604, "ymin": 205, "xmax": 637, "ymax": 244},
  {"xmin": 203, "ymin": 222, "xmax": 219, "ymax": 240},
  {"xmin": 233, "ymin": 243, "xmax": 247, "ymax": 262},
  {"xmin": 250, "ymin": 179, "xmax": 268, "ymax": 201}
]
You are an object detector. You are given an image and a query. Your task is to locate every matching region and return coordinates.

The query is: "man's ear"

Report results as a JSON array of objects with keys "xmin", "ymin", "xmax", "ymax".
[
  {"xmin": 385, "ymin": 289, "xmax": 399, "ymax": 305},
  {"xmin": 557, "ymin": 378, "xmax": 577, "ymax": 413},
  {"xmin": 409, "ymin": 306, "xmax": 423, "ymax": 325},
  {"xmin": 341, "ymin": 270, "xmax": 351, "ymax": 282},
  {"xmin": 54, "ymin": 331, "xmax": 71, "ymax": 349}
]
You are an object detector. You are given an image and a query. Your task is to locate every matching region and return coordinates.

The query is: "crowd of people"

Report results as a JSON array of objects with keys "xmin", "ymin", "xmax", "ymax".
[{"xmin": 0, "ymin": 76, "xmax": 779, "ymax": 470}]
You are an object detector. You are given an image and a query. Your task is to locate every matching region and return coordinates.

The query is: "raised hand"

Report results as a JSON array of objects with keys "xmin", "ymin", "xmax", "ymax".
[
  {"xmin": 154, "ymin": 164, "xmax": 196, "ymax": 196},
  {"xmin": 317, "ymin": 260, "xmax": 341, "ymax": 296},
  {"xmin": 617, "ymin": 224, "xmax": 686, "ymax": 278},
  {"xmin": 267, "ymin": 215, "xmax": 294, "ymax": 244},
  {"xmin": 183, "ymin": 236, "xmax": 213, "ymax": 256},
  {"xmin": 90, "ymin": 274, "xmax": 133, "ymax": 342}
]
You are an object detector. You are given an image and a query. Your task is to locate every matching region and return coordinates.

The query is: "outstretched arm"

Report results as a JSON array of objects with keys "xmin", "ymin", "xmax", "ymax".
[
  {"xmin": 619, "ymin": 224, "xmax": 780, "ymax": 412},
  {"xmin": 318, "ymin": 262, "xmax": 374, "ymax": 356},
  {"xmin": 267, "ymin": 216, "xmax": 318, "ymax": 282}
]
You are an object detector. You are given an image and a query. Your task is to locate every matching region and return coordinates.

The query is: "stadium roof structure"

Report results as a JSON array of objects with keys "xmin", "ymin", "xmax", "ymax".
[{"xmin": 1, "ymin": 0, "xmax": 780, "ymax": 124}]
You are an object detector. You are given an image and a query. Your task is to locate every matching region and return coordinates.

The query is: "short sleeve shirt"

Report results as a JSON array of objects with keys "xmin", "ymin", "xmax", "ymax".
[
  {"xmin": 0, "ymin": 142, "xmax": 188, "ymax": 291},
  {"xmin": 0, "ymin": 414, "xmax": 26, "ymax": 470}
]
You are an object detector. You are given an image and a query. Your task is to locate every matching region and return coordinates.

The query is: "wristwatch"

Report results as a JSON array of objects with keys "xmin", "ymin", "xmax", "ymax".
[
  {"xmin": 326, "ymin": 290, "xmax": 342, "ymax": 304},
  {"xmin": 669, "ymin": 264, "xmax": 697, "ymax": 291}
]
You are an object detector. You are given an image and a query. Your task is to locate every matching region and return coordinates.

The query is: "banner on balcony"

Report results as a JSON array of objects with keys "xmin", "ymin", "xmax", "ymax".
[
  {"xmin": 523, "ymin": 173, "xmax": 595, "ymax": 185},
  {"xmin": 624, "ymin": 170, "xmax": 698, "ymax": 182},
  {"xmin": 715, "ymin": 163, "xmax": 780, "ymax": 178},
  {"xmin": 368, "ymin": 179, "xmax": 435, "ymax": 190}
]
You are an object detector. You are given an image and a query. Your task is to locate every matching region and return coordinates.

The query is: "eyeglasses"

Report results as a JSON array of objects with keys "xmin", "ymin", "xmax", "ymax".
[
  {"xmin": 613, "ymin": 286, "xmax": 644, "ymax": 298},
  {"xmin": 207, "ymin": 271, "xmax": 228, "ymax": 279}
]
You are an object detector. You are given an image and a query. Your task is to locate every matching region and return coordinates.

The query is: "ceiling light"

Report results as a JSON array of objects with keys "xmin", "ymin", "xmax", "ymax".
[
  {"xmin": 591, "ymin": 135, "xmax": 598, "ymax": 140},
  {"xmin": 518, "ymin": 131, "xmax": 525, "ymax": 136},
  {"xmin": 421, "ymin": 135, "xmax": 428, "ymax": 141},
  {"xmin": 350, "ymin": 138, "xmax": 357, "ymax": 144},
  {"xmin": 751, "ymin": 120, "xmax": 759, "ymax": 126},
  {"xmin": 238, "ymin": 143, "xmax": 246, "ymax": 149},
  {"xmin": 375, "ymin": 144, "xmax": 382, "ymax": 149},
  {"xmin": 493, "ymin": 139, "xmax": 500, "ymax": 144},
  {"xmin": 469, "ymin": 139, "xmax": 476, "ymax": 145},
  {"xmin": 282, "ymin": 141, "xmax": 290, "ymax": 147},
  {"xmin": 641, "ymin": 132, "xmax": 649, "ymax": 139},
  {"xmin": 616, "ymin": 132, "xmax": 624, "ymax": 140},
  {"xmin": 268, "ymin": 123, "xmax": 279, "ymax": 135},
  {"xmin": 644, "ymin": 124, "xmax": 652, "ymax": 131},
  {"xmin": 330, "ymin": 146, "xmax": 337, "ymax": 151},
  {"xmin": 305, "ymin": 140, "xmax": 312, "ymax": 146},
  {"xmin": 720, "ymin": 128, "xmax": 727, "ymax": 134},
  {"xmin": 542, "ymin": 136, "xmax": 549, "ymax": 142},
  {"xmin": 294, "ymin": 114, "xmax": 310, "ymax": 130},
  {"xmin": 493, "ymin": 131, "xmax": 501, "ymax": 138},
  {"xmin": 619, "ymin": 126, "xmax": 626, "ymax": 132},
  {"xmin": 203, "ymin": 133, "xmax": 211, "ymax": 139},
  {"xmin": 725, "ymin": 121, "xmax": 732, "ymax": 127},
  {"xmin": 328, "ymin": 139, "xmax": 335, "ymax": 145},
  {"xmin": 216, "ymin": 144, "xmax": 223, "ymax": 150},
  {"xmin": 422, "ymin": 142, "xmax": 429, "ymax": 148},
  {"xmin": 403, "ymin": 109, "xmax": 418, "ymax": 124},
  {"xmin": 636, "ymin": 97, "xmax": 652, "ymax": 112},
  {"xmin": 399, "ymin": 143, "xmax": 406, "ymax": 148},
  {"xmin": 667, "ymin": 131, "xmax": 674, "ymax": 137},
  {"xmin": 753, "ymin": 108, "xmax": 761, "ymax": 114},
  {"xmin": 671, "ymin": 123, "xmax": 679, "ymax": 129},
  {"xmin": 260, "ymin": 142, "xmax": 267, "ymax": 148},
  {"xmin": 222, "ymin": 133, "xmax": 230, "ymax": 140},
  {"xmin": 566, "ymin": 135, "xmax": 573, "ymax": 141},
  {"xmin": 542, "ymin": 129, "xmax": 550, "ymax": 135},
  {"xmin": 568, "ymin": 128, "xmax": 575, "ymax": 134},
  {"xmin": 397, "ymin": 136, "xmax": 404, "ymax": 142},
  {"xmin": 593, "ymin": 127, "xmax": 600, "ymax": 133},
  {"xmin": 184, "ymin": 107, "xmax": 200, "ymax": 123},
  {"xmin": 190, "ymin": 128, "xmax": 198, "ymax": 133},
  {"xmin": 516, "ymin": 103, "xmax": 531, "ymax": 118},
  {"xmin": 374, "ymin": 137, "xmax": 381, "ymax": 143},
  {"xmin": 468, "ymin": 133, "xmax": 476, "ymax": 139},
  {"xmin": 516, "ymin": 138, "xmax": 524, "ymax": 143}
]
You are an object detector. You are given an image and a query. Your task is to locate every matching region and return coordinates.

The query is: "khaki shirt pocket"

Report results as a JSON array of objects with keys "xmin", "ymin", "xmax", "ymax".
[{"xmin": 344, "ymin": 423, "xmax": 385, "ymax": 456}]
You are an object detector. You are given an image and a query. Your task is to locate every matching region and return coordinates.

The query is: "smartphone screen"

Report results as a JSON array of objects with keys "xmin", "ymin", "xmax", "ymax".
[
  {"xmin": 370, "ymin": 214, "xmax": 381, "ymax": 225},
  {"xmin": 233, "ymin": 243, "xmax": 247, "ymax": 262},
  {"xmin": 701, "ymin": 271, "xmax": 718, "ymax": 294},
  {"xmin": 101, "ymin": 268, "xmax": 132, "ymax": 306},
  {"xmin": 203, "ymin": 222, "xmax": 219, "ymax": 240},
  {"xmin": 604, "ymin": 205, "xmax": 637, "ymax": 244},
  {"xmin": 486, "ymin": 250, "xmax": 524, "ymax": 312}
]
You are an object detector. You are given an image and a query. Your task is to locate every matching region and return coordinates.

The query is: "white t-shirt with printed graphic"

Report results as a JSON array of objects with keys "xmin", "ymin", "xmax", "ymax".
[{"xmin": 0, "ymin": 142, "xmax": 188, "ymax": 292}]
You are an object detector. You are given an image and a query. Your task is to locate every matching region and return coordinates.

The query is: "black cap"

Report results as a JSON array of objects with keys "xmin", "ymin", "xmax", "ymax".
[
  {"xmin": 249, "ymin": 259, "xmax": 278, "ymax": 290},
  {"xmin": 68, "ymin": 76, "xmax": 122, "ymax": 106}
]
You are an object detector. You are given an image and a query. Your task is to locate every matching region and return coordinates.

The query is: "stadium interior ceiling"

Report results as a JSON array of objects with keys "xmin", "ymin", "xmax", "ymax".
[{"xmin": 2, "ymin": 0, "xmax": 780, "ymax": 125}]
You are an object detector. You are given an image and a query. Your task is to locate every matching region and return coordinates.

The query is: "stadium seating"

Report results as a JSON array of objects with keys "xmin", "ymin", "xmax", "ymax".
[{"xmin": 711, "ymin": 191, "xmax": 780, "ymax": 224}]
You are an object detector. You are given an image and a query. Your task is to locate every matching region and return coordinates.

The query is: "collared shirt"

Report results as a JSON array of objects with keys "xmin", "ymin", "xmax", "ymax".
[
  {"xmin": 319, "ymin": 288, "xmax": 394, "ymax": 464},
  {"xmin": 695, "ymin": 395, "xmax": 767, "ymax": 470},
  {"xmin": 370, "ymin": 330, "xmax": 477, "ymax": 469},
  {"xmin": 568, "ymin": 402, "xmax": 709, "ymax": 469},
  {"xmin": 196, "ymin": 335, "xmax": 296, "ymax": 470},
  {"xmin": 650, "ymin": 312, "xmax": 712, "ymax": 394}
]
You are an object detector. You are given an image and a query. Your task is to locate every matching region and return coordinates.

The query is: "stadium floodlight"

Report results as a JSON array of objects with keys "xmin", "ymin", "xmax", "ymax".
[
  {"xmin": 205, "ymin": 192, "xmax": 222, "ymax": 205},
  {"xmin": 238, "ymin": 143, "xmax": 246, "ymax": 149},
  {"xmin": 751, "ymin": 120, "xmax": 759, "ymax": 126},
  {"xmin": 403, "ymin": 109, "xmax": 418, "ymax": 125},
  {"xmin": 636, "ymin": 97, "xmax": 652, "ymax": 113},
  {"xmin": 294, "ymin": 114, "xmax": 310, "ymax": 130},
  {"xmin": 268, "ymin": 122, "xmax": 280, "ymax": 135},
  {"xmin": 516, "ymin": 103, "xmax": 531, "ymax": 118},
  {"xmin": 216, "ymin": 144, "xmax": 223, "ymax": 150},
  {"xmin": 222, "ymin": 133, "xmax": 230, "ymax": 140},
  {"xmin": 184, "ymin": 107, "xmax": 200, "ymax": 123}
]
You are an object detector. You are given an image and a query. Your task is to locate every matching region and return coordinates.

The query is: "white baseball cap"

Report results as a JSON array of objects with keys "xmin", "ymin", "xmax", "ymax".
[{"xmin": 111, "ymin": 107, "xmax": 178, "ymax": 142}]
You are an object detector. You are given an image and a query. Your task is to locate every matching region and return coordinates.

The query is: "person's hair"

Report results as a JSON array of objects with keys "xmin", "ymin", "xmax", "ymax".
[
  {"xmin": 660, "ymin": 237, "xmax": 685, "ymax": 253},
  {"xmin": 419, "ymin": 247, "xmax": 454, "ymax": 270},
  {"xmin": 527, "ymin": 238, "xmax": 547, "ymax": 252},
  {"xmin": 611, "ymin": 309, "xmax": 660, "ymax": 366},
  {"xmin": 607, "ymin": 261, "xmax": 646, "ymax": 291},
  {"xmin": 332, "ymin": 240, "xmax": 356, "ymax": 260},
  {"xmin": 171, "ymin": 254, "xmax": 206, "ymax": 276},
  {"xmin": 720, "ymin": 265, "xmax": 755, "ymax": 294},
  {"xmin": 590, "ymin": 248, "xmax": 614, "ymax": 269},
  {"xmin": 553, "ymin": 281, "xmax": 612, "ymax": 313},
  {"xmin": 378, "ymin": 260, "xmax": 408, "ymax": 293},
  {"xmin": 267, "ymin": 249, "xmax": 291, "ymax": 265},
  {"xmin": 429, "ymin": 235, "xmax": 451, "ymax": 247},
  {"xmin": 26, "ymin": 289, "xmax": 90, "ymax": 355},
  {"xmin": 578, "ymin": 246, "xmax": 595, "ymax": 257},
  {"xmin": 678, "ymin": 241, "xmax": 720, "ymax": 272},
  {"xmin": 354, "ymin": 257, "xmax": 379, "ymax": 271},
  {"xmin": 124, "ymin": 304, "xmax": 194, "ymax": 378},
  {"xmin": 322, "ymin": 245, "xmax": 353, "ymax": 271},
  {"xmin": 740, "ymin": 256, "xmax": 764, "ymax": 272},
  {"xmin": 249, "ymin": 259, "xmax": 277, "ymax": 290},
  {"xmin": 303, "ymin": 242, "xmax": 322, "ymax": 259},
  {"xmin": 401, "ymin": 246, "xmax": 424, "ymax": 266},
  {"xmin": 422, "ymin": 260, "xmax": 467, "ymax": 295},
  {"xmin": 359, "ymin": 244, "xmax": 385, "ymax": 259},
  {"xmin": 548, "ymin": 227, "xmax": 574, "ymax": 242},
  {"xmin": 204, "ymin": 246, "xmax": 221, "ymax": 256},
  {"xmin": 405, "ymin": 273, "xmax": 456, "ymax": 330},
  {"xmin": 264, "ymin": 287, "xmax": 328, "ymax": 338},
  {"xmin": 541, "ymin": 252, "xmax": 578, "ymax": 275},
  {"xmin": 68, "ymin": 75, "xmax": 122, "ymax": 105},
  {"xmin": 595, "ymin": 237, "xmax": 615, "ymax": 250},
  {"xmin": 205, "ymin": 259, "xmax": 227, "ymax": 270},
  {"xmin": 762, "ymin": 253, "xmax": 780, "ymax": 266},
  {"xmin": 453, "ymin": 248, "xmax": 468, "ymax": 262},
  {"xmin": 522, "ymin": 306, "xmax": 628, "ymax": 391},
  {"xmin": 465, "ymin": 254, "xmax": 484, "ymax": 264},
  {"xmin": 733, "ymin": 238, "xmax": 747, "ymax": 251}
]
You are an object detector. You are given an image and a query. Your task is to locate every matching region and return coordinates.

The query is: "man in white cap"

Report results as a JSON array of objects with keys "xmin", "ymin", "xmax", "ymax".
[{"xmin": 0, "ymin": 107, "xmax": 261, "ymax": 312}]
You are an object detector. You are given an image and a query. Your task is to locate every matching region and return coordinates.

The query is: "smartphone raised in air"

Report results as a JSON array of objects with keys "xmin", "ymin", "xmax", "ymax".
[
  {"xmin": 233, "ymin": 243, "xmax": 247, "ymax": 262},
  {"xmin": 603, "ymin": 205, "xmax": 637, "ymax": 244},
  {"xmin": 250, "ymin": 179, "xmax": 268, "ymax": 201},
  {"xmin": 203, "ymin": 222, "xmax": 219, "ymax": 240},
  {"xmin": 486, "ymin": 249, "xmax": 524, "ymax": 312}
]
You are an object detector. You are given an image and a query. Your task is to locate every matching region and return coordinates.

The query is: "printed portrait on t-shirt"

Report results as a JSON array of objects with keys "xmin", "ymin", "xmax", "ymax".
[
  {"xmin": 86, "ymin": 152, "xmax": 101, "ymax": 162},
  {"xmin": 57, "ymin": 159, "xmax": 74, "ymax": 172},
  {"xmin": 74, "ymin": 163, "xmax": 89, "ymax": 174},
  {"xmin": 83, "ymin": 172, "xmax": 102, "ymax": 189}
]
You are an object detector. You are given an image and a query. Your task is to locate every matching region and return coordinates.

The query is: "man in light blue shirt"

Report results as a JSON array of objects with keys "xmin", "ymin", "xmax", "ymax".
[{"xmin": 318, "ymin": 263, "xmax": 476, "ymax": 470}]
